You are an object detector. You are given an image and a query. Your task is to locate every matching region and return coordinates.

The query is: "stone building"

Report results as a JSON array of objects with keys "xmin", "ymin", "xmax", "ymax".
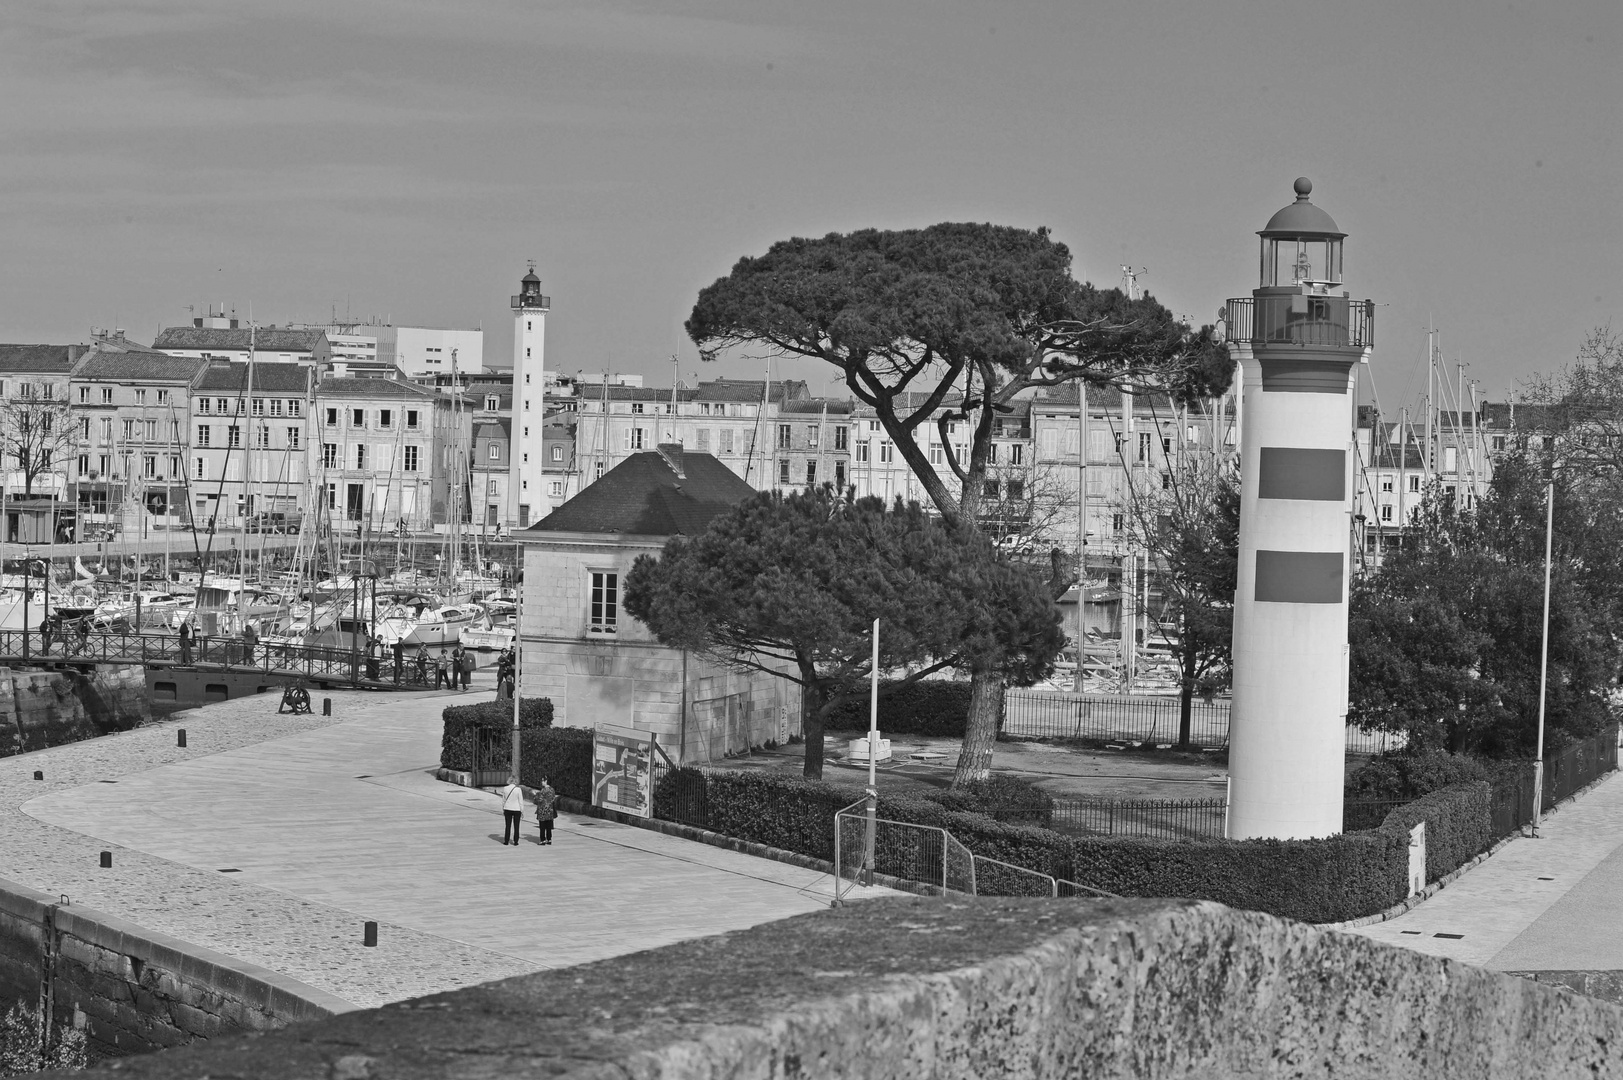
[
  {"xmin": 517, "ymin": 445, "xmax": 798, "ymax": 761},
  {"xmin": 187, "ymin": 361, "xmax": 314, "ymax": 528},
  {"xmin": 311, "ymin": 377, "xmax": 459, "ymax": 530},
  {"xmin": 0, "ymin": 343, "xmax": 87, "ymax": 502}
]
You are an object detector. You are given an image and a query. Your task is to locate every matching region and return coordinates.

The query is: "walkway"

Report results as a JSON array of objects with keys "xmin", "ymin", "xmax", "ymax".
[
  {"xmin": 1346, "ymin": 771, "xmax": 1623, "ymax": 970},
  {"xmin": 4, "ymin": 676, "xmax": 888, "ymax": 1008}
]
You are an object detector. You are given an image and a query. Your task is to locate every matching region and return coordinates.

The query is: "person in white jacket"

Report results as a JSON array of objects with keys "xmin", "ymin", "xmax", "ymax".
[{"xmin": 499, "ymin": 776, "xmax": 525, "ymax": 846}]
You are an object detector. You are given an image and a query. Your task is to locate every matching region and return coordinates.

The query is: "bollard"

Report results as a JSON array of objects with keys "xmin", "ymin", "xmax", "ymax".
[
  {"xmin": 99, "ymin": 852, "xmax": 112, "ymax": 868},
  {"xmin": 323, "ymin": 698, "xmax": 332, "ymax": 716},
  {"xmin": 177, "ymin": 728, "xmax": 187, "ymax": 748},
  {"xmin": 363, "ymin": 921, "xmax": 378, "ymax": 947},
  {"xmin": 33, "ymin": 770, "xmax": 43, "ymax": 781}
]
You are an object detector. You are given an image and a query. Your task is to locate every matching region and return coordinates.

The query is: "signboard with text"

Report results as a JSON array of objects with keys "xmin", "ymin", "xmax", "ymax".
[{"xmin": 592, "ymin": 730, "xmax": 653, "ymax": 818}]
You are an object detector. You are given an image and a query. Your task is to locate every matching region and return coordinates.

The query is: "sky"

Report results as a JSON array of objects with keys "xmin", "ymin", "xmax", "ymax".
[{"xmin": 1, "ymin": 0, "xmax": 1617, "ymax": 412}]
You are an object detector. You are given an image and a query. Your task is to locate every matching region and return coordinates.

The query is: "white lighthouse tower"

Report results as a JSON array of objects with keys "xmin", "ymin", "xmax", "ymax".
[
  {"xmin": 510, "ymin": 264, "xmax": 550, "ymax": 527},
  {"xmin": 1226, "ymin": 178, "xmax": 1374, "ymax": 840}
]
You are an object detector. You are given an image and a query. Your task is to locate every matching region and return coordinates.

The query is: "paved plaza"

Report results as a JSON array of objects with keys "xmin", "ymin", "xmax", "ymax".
[
  {"xmin": 1347, "ymin": 771, "xmax": 1623, "ymax": 970},
  {"xmin": 4, "ymin": 677, "xmax": 887, "ymax": 1008}
]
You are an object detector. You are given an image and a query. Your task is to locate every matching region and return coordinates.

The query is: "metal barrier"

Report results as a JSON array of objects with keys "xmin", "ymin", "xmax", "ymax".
[{"xmin": 1003, "ymin": 688, "xmax": 1407, "ymax": 754}]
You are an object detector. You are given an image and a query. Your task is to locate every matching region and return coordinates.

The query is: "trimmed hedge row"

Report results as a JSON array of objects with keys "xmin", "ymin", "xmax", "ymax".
[
  {"xmin": 645, "ymin": 769, "xmax": 1502, "ymax": 922},
  {"xmin": 440, "ymin": 697, "xmax": 554, "ymax": 771},
  {"xmin": 518, "ymin": 727, "xmax": 594, "ymax": 803},
  {"xmin": 822, "ymin": 680, "xmax": 974, "ymax": 737}
]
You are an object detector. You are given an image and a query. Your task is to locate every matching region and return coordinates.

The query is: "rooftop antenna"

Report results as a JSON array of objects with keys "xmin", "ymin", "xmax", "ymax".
[{"xmin": 1120, "ymin": 266, "xmax": 1147, "ymax": 301}]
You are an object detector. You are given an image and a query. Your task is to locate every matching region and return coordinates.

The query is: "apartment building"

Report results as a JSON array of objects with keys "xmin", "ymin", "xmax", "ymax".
[
  {"xmin": 187, "ymin": 361, "xmax": 313, "ymax": 529},
  {"xmin": 311, "ymin": 377, "xmax": 459, "ymax": 530},
  {"xmin": 69, "ymin": 339, "xmax": 206, "ymax": 530},
  {"xmin": 1353, "ymin": 404, "xmax": 1495, "ymax": 568},
  {"xmin": 0, "ymin": 343, "xmax": 88, "ymax": 500}
]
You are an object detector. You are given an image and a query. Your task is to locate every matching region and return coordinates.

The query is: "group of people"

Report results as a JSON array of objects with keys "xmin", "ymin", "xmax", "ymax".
[
  {"xmin": 36, "ymin": 613, "xmax": 92, "ymax": 656},
  {"xmin": 413, "ymin": 642, "xmax": 475, "ymax": 690},
  {"xmin": 494, "ymin": 647, "xmax": 516, "ymax": 700},
  {"xmin": 499, "ymin": 775, "xmax": 557, "ymax": 846}
]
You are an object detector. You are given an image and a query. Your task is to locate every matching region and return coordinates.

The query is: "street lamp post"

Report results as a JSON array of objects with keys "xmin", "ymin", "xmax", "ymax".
[{"xmin": 1532, "ymin": 476, "xmax": 1555, "ymax": 836}]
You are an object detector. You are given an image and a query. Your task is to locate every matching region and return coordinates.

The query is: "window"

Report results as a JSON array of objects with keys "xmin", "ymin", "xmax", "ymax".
[
  {"xmin": 857, "ymin": 440, "xmax": 869, "ymax": 464},
  {"xmin": 79, "ymin": 417, "xmax": 90, "ymax": 439},
  {"xmin": 322, "ymin": 443, "xmax": 338, "ymax": 468},
  {"xmin": 143, "ymin": 419, "xmax": 157, "ymax": 440},
  {"xmin": 1408, "ymin": 475, "xmax": 1420, "ymax": 493},
  {"xmin": 379, "ymin": 409, "xmax": 392, "ymax": 430},
  {"xmin": 287, "ymin": 426, "xmax": 300, "ymax": 449},
  {"xmin": 227, "ymin": 425, "xmax": 241, "ymax": 448},
  {"xmin": 589, "ymin": 571, "xmax": 618, "ymax": 633},
  {"xmin": 1380, "ymin": 504, "xmax": 1393, "ymax": 522},
  {"xmin": 1010, "ymin": 444, "xmax": 1023, "ymax": 466},
  {"xmin": 171, "ymin": 420, "xmax": 180, "ymax": 443},
  {"xmin": 484, "ymin": 442, "xmax": 497, "ymax": 461},
  {"xmin": 523, "ymin": 427, "xmax": 529, "ymax": 437},
  {"xmin": 287, "ymin": 399, "xmax": 302, "ymax": 417},
  {"xmin": 879, "ymin": 441, "xmax": 894, "ymax": 464},
  {"xmin": 1039, "ymin": 429, "xmax": 1058, "ymax": 459},
  {"xmin": 779, "ymin": 459, "xmax": 791, "ymax": 484},
  {"xmin": 632, "ymin": 403, "xmax": 644, "ymax": 414},
  {"xmin": 326, "ymin": 483, "xmax": 336, "ymax": 510},
  {"xmin": 1162, "ymin": 436, "xmax": 1173, "ymax": 456},
  {"xmin": 486, "ymin": 396, "xmax": 499, "ymax": 411},
  {"xmin": 988, "ymin": 443, "xmax": 998, "ymax": 464},
  {"xmin": 806, "ymin": 461, "xmax": 817, "ymax": 484},
  {"xmin": 121, "ymin": 419, "xmax": 134, "ymax": 440},
  {"xmin": 700, "ymin": 402, "xmax": 712, "ymax": 415},
  {"xmin": 78, "ymin": 387, "xmax": 89, "ymax": 404},
  {"xmin": 142, "ymin": 455, "xmax": 157, "ymax": 477},
  {"xmin": 835, "ymin": 426, "xmax": 848, "ymax": 451},
  {"xmin": 220, "ymin": 398, "xmax": 234, "ymax": 415},
  {"xmin": 551, "ymin": 481, "xmax": 563, "ymax": 497},
  {"xmin": 695, "ymin": 428, "xmax": 710, "ymax": 452},
  {"xmin": 1112, "ymin": 513, "xmax": 1124, "ymax": 533},
  {"xmin": 777, "ymin": 424, "xmax": 791, "ymax": 450},
  {"xmin": 1380, "ymin": 475, "xmax": 1393, "ymax": 493},
  {"xmin": 1138, "ymin": 432, "xmax": 1152, "ymax": 462},
  {"xmin": 807, "ymin": 426, "xmax": 819, "ymax": 449},
  {"xmin": 404, "ymin": 446, "xmax": 419, "ymax": 472},
  {"xmin": 135, "ymin": 389, "xmax": 146, "ymax": 405},
  {"xmin": 356, "ymin": 445, "xmax": 367, "ymax": 469},
  {"xmin": 194, "ymin": 457, "xmax": 205, "ymax": 480},
  {"xmin": 1006, "ymin": 479, "xmax": 1024, "ymax": 500},
  {"xmin": 101, "ymin": 388, "xmax": 113, "ymax": 404},
  {"xmin": 325, "ymin": 407, "xmax": 338, "ymax": 426},
  {"xmin": 406, "ymin": 410, "xmax": 419, "ymax": 429},
  {"xmin": 983, "ymin": 480, "xmax": 999, "ymax": 499},
  {"xmin": 252, "ymin": 397, "xmax": 264, "ymax": 417},
  {"xmin": 930, "ymin": 444, "xmax": 943, "ymax": 465},
  {"xmin": 488, "ymin": 479, "xmax": 498, "ymax": 495},
  {"xmin": 269, "ymin": 398, "xmax": 283, "ymax": 417},
  {"xmin": 551, "ymin": 446, "xmax": 562, "ymax": 462},
  {"xmin": 197, "ymin": 425, "xmax": 211, "ymax": 448},
  {"xmin": 1065, "ymin": 430, "xmax": 1079, "ymax": 457},
  {"xmin": 834, "ymin": 462, "xmax": 846, "ymax": 488},
  {"xmin": 1161, "ymin": 472, "xmax": 1172, "ymax": 490},
  {"xmin": 718, "ymin": 429, "xmax": 733, "ymax": 454},
  {"xmin": 352, "ymin": 408, "xmax": 365, "ymax": 428},
  {"xmin": 99, "ymin": 418, "xmax": 111, "ymax": 443},
  {"xmin": 627, "ymin": 428, "xmax": 645, "ymax": 450},
  {"xmin": 77, "ymin": 454, "xmax": 88, "ymax": 476},
  {"xmin": 256, "ymin": 424, "xmax": 270, "ymax": 449}
]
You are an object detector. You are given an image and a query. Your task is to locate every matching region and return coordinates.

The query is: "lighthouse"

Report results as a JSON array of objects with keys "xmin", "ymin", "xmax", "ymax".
[
  {"xmin": 1226, "ymin": 178, "xmax": 1374, "ymax": 840},
  {"xmin": 510, "ymin": 264, "xmax": 550, "ymax": 527}
]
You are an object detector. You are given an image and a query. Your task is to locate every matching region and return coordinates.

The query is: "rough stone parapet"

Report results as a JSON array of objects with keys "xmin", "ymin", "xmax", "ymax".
[{"xmin": 70, "ymin": 896, "xmax": 1623, "ymax": 1079}]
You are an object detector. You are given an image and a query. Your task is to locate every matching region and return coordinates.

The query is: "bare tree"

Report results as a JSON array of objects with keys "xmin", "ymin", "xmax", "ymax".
[
  {"xmin": 1520, "ymin": 325, "xmax": 1623, "ymax": 480},
  {"xmin": 0, "ymin": 383, "xmax": 74, "ymax": 496}
]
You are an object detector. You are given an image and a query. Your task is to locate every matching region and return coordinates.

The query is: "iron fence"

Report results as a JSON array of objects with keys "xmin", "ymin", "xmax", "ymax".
[
  {"xmin": 1003, "ymin": 688, "xmax": 1408, "ymax": 755},
  {"xmin": 1223, "ymin": 295, "xmax": 1375, "ymax": 349},
  {"xmin": 1488, "ymin": 726, "xmax": 1619, "ymax": 835}
]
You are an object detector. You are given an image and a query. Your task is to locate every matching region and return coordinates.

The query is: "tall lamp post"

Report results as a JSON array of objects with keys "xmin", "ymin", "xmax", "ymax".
[
  {"xmin": 510, "ymin": 541, "xmax": 522, "ymax": 783},
  {"xmin": 1532, "ymin": 474, "xmax": 1555, "ymax": 836}
]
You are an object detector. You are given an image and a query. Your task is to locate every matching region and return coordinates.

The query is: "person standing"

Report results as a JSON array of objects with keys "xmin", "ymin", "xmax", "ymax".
[
  {"xmin": 534, "ymin": 778, "xmax": 557, "ymax": 845},
  {"xmin": 365, "ymin": 635, "xmax": 380, "ymax": 680},
  {"xmin": 459, "ymin": 646, "xmax": 474, "ymax": 691},
  {"xmin": 499, "ymin": 775, "xmax": 525, "ymax": 846},
  {"xmin": 392, "ymin": 638, "xmax": 405, "ymax": 685},
  {"xmin": 436, "ymin": 648, "xmax": 450, "ymax": 689},
  {"xmin": 242, "ymin": 621, "xmax": 258, "ymax": 664},
  {"xmin": 178, "ymin": 618, "xmax": 194, "ymax": 665},
  {"xmin": 415, "ymin": 643, "xmax": 430, "ymax": 684}
]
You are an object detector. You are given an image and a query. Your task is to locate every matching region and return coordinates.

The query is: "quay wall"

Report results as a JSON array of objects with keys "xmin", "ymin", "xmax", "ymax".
[
  {"xmin": 0, "ymin": 876, "xmax": 354, "ymax": 1056},
  {"xmin": 61, "ymin": 896, "xmax": 1623, "ymax": 1079},
  {"xmin": 0, "ymin": 665, "xmax": 148, "ymax": 757}
]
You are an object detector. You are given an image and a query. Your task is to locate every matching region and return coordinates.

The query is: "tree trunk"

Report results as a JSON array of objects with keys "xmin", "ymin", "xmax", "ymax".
[
  {"xmin": 1177, "ymin": 640, "xmax": 1196, "ymax": 749},
  {"xmin": 951, "ymin": 668, "xmax": 1005, "ymax": 787},
  {"xmin": 801, "ymin": 675, "xmax": 827, "ymax": 780}
]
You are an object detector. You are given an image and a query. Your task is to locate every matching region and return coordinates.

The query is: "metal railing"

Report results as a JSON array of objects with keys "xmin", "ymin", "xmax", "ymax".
[
  {"xmin": 1003, "ymin": 688, "xmax": 1407, "ymax": 755},
  {"xmin": 0, "ymin": 628, "xmax": 432, "ymax": 688},
  {"xmin": 1224, "ymin": 295, "xmax": 1375, "ymax": 348},
  {"xmin": 833, "ymin": 801, "xmax": 975, "ymax": 904}
]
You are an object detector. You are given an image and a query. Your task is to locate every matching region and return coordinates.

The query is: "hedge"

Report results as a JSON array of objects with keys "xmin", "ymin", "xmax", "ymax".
[
  {"xmin": 642, "ymin": 767, "xmax": 1425, "ymax": 922},
  {"xmin": 1378, "ymin": 781, "xmax": 1493, "ymax": 883},
  {"xmin": 822, "ymin": 680, "xmax": 974, "ymax": 737},
  {"xmin": 518, "ymin": 727, "xmax": 594, "ymax": 803},
  {"xmin": 439, "ymin": 697, "xmax": 553, "ymax": 771}
]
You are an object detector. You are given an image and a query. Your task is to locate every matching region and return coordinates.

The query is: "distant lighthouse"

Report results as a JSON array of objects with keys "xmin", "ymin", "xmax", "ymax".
[
  {"xmin": 510, "ymin": 264, "xmax": 550, "ymax": 528},
  {"xmin": 1226, "ymin": 178, "xmax": 1375, "ymax": 840}
]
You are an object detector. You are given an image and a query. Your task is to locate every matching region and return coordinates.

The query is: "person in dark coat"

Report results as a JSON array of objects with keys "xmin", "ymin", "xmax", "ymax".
[
  {"xmin": 178, "ymin": 618, "xmax": 194, "ymax": 665},
  {"xmin": 435, "ymin": 648, "xmax": 450, "ymax": 689},
  {"xmin": 534, "ymin": 779, "xmax": 557, "ymax": 845},
  {"xmin": 242, "ymin": 621, "xmax": 258, "ymax": 664},
  {"xmin": 457, "ymin": 646, "xmax": 474, "ymax": 690},
  {"xmin": 391, "ymin": 638, "xmax": 404, "ymax": 684},
  {"xmin": 415, "ymin": 643, "xmax": 430, "ymax": 684}
]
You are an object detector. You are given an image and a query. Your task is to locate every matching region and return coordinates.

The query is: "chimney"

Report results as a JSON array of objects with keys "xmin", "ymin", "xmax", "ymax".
[
  {"xmin": 230, "ymin": 318, "xmax": 239, "ymax": 329},
  {"xmin": 194, "ymin": 317, "xmax": 204, "ymax": 328}
]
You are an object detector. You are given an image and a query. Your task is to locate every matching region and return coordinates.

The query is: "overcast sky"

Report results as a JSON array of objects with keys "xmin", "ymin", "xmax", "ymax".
[{"xmin": 2, "ymin": 0, "xmax": 1616, "ymax": 410}]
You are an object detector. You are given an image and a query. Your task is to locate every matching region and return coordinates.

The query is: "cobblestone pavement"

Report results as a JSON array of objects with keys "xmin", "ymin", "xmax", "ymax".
[{"xmin": 7, "ymin": 678, "xmax": 881, "ymax": 1008}]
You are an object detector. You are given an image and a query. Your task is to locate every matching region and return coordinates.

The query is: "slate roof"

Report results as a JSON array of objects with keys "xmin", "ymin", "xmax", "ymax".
[
  {"xmin": 0, "ymin": 345, "xmax": 85, "ymax": 373},
  {"xmin": 192, "ymin": 361, "xmax": 311, "ymax": 393},
  {"xmin": 315, "ymin": 376, "xmax": 438, "ymax": 400},
  {"xmin": 473, "ymin": 418, "xmax": 512, "ymax": 440},
  {"xmin": 691, "ymin": 378, "xmax": 807, "ymax": 403},
  {"xmin": 778, "ymin": 397, "xmax": 854, "ymax": 416},
  {"xmin": 72, "ymin": 342, "xmax": 206, "ymax": 383},
  {"xmin": 154, "ymin": 327, "xmax": 328, "ymax": 353},
  {"xmin": 527, "ymin": 449, "xmax": 757, "ymax": 538}
]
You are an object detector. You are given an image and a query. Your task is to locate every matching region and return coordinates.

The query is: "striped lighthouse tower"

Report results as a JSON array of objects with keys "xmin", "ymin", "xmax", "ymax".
[{"xmin": 1226, "ymin": 178, "xmax": 1374, "ymax": 840}]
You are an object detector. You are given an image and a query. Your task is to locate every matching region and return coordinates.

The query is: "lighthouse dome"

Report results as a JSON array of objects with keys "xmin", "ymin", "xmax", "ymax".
[{"xmin": 1259, "ymin": 177, "xmax": 1344, "ymax": 239}]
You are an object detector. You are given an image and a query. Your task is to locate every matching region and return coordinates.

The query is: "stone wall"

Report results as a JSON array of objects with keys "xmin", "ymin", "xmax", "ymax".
[
  {"xmin": 0, "ymin": 665, "xmax": 149, "ymax": 757},
  {"xmin": 60, "ymin": 896, "xmax": 1623, "ymax": 1078},
  {"xmin": 0, "ymin": 876, "xmax": 353, "ymax": 1056}
]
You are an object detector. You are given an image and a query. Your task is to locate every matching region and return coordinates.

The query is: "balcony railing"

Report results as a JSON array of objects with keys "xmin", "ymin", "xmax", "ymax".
[{"xmin": 1225, "ymin": 295, "xmax": 1374, "ymax": 349}]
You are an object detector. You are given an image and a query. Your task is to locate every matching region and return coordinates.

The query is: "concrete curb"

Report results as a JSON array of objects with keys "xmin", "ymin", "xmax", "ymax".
[
  {"xmin": 1322, "ymin": 770, "xmax": 1617, "ymax": 931},
  {"xmin": 432, "ymin": 768, "xmax": 939, "ymax": 900}
]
